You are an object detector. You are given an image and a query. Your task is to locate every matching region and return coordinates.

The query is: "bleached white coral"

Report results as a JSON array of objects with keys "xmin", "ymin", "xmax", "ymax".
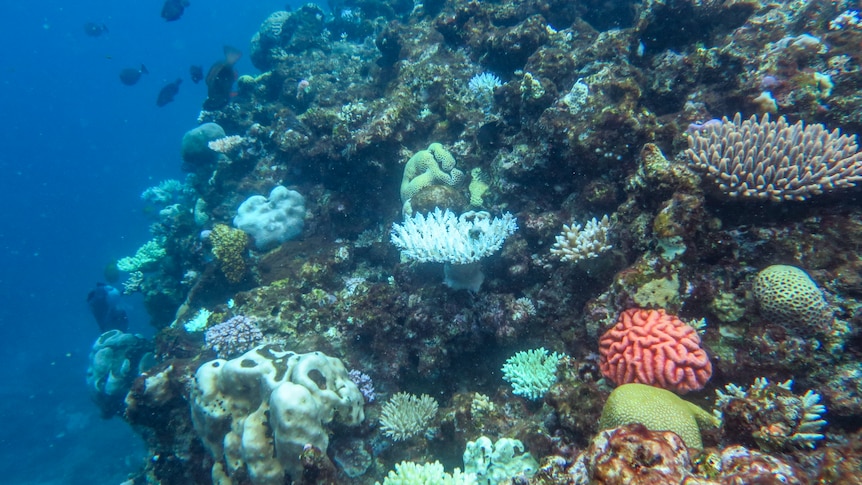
[
  {"xmin": 379, "ymin": 461, "xmax": 476, "ymax": 485},
  {"xmin": 379, "ymin": 392, "xmax": 439, "ymax": 441},
  {"xmin": 468, "ymin": 72, "xmax": 502, "ymax": 96},
  {"xmin": 391, "ymin": 208, "xmax": 517, "ymax": 264},
  {"xmin": 208, "ymin": 135, "xmax": 245, "ymax": 153},
  {"xmin": 550, "ymin": 215, "xmax": 612, "ymax": 263}
]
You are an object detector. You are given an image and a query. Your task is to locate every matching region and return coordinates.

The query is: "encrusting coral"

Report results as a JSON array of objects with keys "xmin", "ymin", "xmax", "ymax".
[{"xmin": 209, "ymin": 223, "xmax": 249, "ymax": 283}]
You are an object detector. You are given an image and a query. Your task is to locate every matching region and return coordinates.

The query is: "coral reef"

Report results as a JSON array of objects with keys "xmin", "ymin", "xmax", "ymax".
[
  {"xmin": 92, "ymin": 0, "xmax": 862, "ymax": 481},
  {"xmin": 379, "ymin": 392, "xmax": 439, "ymax": 441}
]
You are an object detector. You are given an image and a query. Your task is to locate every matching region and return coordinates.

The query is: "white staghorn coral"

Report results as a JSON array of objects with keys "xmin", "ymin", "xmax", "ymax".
[
  {"xmin": 391, "ymin": 208, "xmax": 517, "ymax": 291},
  {"xmin": 391, "ymin": 208, "xmax": 517, "ymax": 265},
  {"xmin": 550, "ymin": 215, "xmax": 612, "ymax": 263}
]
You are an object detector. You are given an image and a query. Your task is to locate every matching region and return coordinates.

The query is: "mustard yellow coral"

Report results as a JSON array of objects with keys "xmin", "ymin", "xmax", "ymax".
[
  {"xmin": 599, "ymin": 383, "xmax": 719, "ymax": 449},
  {"xmin": 210, "ymin": 224, "xmax": 249, "ymax": 283},
  {"xmin": 468, "ymin": 167, "xmax": 489, "ymax": 207},
  {"xmin": 401, "ymin": 143, "xmax": 464, "ymax": 214}
]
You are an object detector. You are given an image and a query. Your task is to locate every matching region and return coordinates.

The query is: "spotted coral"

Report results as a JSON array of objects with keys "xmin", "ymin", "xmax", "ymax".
[
  {"xmin": 599, "ymin": 308, "xmax": 712, "ymax": 393},
  {"xmin": 599, "ymin": 383, "xmax": 720, "ymax": 450},
  {"xmin": 753, "ymin": 264, "xmax": 833, "ymax": 332}
]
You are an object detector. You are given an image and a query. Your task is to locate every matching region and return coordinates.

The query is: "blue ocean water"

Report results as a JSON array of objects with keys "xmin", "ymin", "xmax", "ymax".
[{"xmin": 0, "ymin": 1, "xmax": 298, "ymax": 482}]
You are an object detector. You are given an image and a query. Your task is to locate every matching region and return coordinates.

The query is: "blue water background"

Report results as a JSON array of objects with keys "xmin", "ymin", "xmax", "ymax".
[{"xmin": 0, "ymin": 1, "xmax": 301, "ymax": 482}]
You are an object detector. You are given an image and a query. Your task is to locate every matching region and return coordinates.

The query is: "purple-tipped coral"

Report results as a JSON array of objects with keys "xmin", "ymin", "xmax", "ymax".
[
  {"xmin": 204, "ymin": 315, "xmax": 263, "ymax": 358},
  {"xmin": 348, "ymin": 369, "xmax": 376, "ymax": 403}
]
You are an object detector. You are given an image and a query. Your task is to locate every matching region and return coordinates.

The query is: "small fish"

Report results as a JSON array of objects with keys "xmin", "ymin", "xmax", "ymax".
[
  {"xmin": 87, "ymin": 283, "xmax": 129, "ymax": 333},
  {"xmin": 119, "ymin": 64, "xmax": 148, "ymax": 86},
  {"xmin": 189, "ymin": 65, "xmax": 203, "ymax": 83},
  {"xmin": 84, "ymin": 22, "xmax": 108, "ymax": 37},
  {"xmin": 157, "ymin": 78, "xmax": 182, "ymax": 106},
  {"xmin": 161, "ymin": 0, "xmax": 190, "ymax": 21}
]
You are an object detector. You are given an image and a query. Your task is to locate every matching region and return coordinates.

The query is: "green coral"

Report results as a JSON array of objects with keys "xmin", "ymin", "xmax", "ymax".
[
  {"xmin": 501, "ymin": 348, "xmax": 563, "ymax": 400},
  {"xmin": 117, "ymin": 239, "xmax": 166, "ymax": 272},
  {"xmin": 468, "ymin": 167, "xmax": 489, "ymax": 207},
  {"xmin": 400, "ymin": 143, "xmax": 465, "ymax": 214},
  {"xmin": 599, "ymin": 383, "xmax": 719, "ymax": 449},
  {"xmin": 378, "ymin": 461, "xmax": 476, "ymax": 485},
  {"xmin": 753, "ymin": 264, "xmax": 833, "ymax": 331},
  {"xmin": 210, "ymin": 223, "xmax": 249, "ymax": 284},
  {"xmin": 463, "ymin": 437, "xmax": 538, "ymax": 484}
]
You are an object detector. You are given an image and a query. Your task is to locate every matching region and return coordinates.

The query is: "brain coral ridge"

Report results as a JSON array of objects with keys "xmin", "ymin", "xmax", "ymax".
[{"xmin": 599, "ymin": 308, "xmax": 712, "ymax": 393}]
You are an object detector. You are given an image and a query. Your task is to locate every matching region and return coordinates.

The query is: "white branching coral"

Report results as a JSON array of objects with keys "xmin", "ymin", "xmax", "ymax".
[
  {"xmin": 208, "ymin": 135, "xmax": 245, "ymax": 153},
  {"xmin": 379, "ymin": 392, "xmax": 439, "ymax": 441},
  {"xmin": 550, "ymin": 215, "xmax": 612, "ymax": 263},
  {"xmin": 391, "ymin": 208, "xmax": 517, "ymax": 264},
  {"xmin": 391, "ymin": 209, "xmax": 518, "ymax": 291}
]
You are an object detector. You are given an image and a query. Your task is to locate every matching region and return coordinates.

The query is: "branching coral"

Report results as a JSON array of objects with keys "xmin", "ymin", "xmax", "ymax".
[
  {"xmin": 714, "ymin": 377, "xmax": 827, "ymax": 451},
  {"xmin": 379, "ymin": 392, "xmax": 439, "ymax": 441},
  {"xmin": 501, "ymin": 348, "xmax": 563, "ymax": 400},
  {"xmin": 550, "ymin": 215, "xmax": 612, "ymax": 263}
]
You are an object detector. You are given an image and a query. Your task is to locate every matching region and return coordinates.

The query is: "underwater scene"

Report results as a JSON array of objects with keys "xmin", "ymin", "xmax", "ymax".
[{"xmin": 4, "ymin": 0, "xmax": 862, "ymax": 483}]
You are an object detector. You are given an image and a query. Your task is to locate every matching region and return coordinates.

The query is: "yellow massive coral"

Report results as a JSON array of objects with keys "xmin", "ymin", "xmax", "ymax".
[
  {"xmin": 400, "ymin": 143, "xmax": 465, "ymax": 215},
  {"xmin": 210, "ymin": 224, "xmax": 249, "ymax": 283}
]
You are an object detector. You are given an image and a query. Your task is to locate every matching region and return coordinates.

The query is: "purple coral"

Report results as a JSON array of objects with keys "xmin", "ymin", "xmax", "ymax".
[
  {"xmin": 348, "ymin": 369, "xmax": 375, "ymax": 403},
  {"xmin": 204, "ymin": 315, "xmax": 263, "ymax": 358}
]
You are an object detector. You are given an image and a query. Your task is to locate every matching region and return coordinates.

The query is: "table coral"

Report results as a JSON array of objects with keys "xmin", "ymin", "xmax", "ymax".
[{"xmin": 599, "ymin": 308, "xmax": 712, "ymax": 393}]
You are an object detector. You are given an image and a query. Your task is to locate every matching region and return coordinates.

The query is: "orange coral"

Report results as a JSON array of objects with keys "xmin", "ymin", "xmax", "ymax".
[{"xmin": 599, "ymin": 308, "xmax": 712, "ymax": 393}]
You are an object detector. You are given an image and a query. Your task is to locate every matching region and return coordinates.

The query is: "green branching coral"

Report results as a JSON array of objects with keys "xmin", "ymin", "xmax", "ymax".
[
  {"xmin": 117, "ymin": 239, "xmax": 166, "ymax": 272},
  {"xmin": 377, "ymin": 461, "xmax": 476, "ymax": 485},
  {"xmin": 501, "ymin": 348, "xmax": 563, "ymax": 400},
  {"xmin": 210, "ymin": 223, "xmax": 250, "ymax": 283},
  {"xmin": 401, "ymin": 143, "xmax": 465, "ymax": 214},
  {"xmin": 599, "ymin": 383, "xmax": 720, "ymax": 449}
]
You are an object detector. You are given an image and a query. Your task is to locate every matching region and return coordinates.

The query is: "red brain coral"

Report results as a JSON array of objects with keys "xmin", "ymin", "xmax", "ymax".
[{"xmin": 599, "ymin": 308, "xmax": 712, "ymax": 393}]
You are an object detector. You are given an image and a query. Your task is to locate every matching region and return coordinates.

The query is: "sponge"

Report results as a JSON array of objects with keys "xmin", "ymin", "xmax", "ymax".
[{"xmin": 190, "ymin": 345, "xmax": 365, "ymax": 484}]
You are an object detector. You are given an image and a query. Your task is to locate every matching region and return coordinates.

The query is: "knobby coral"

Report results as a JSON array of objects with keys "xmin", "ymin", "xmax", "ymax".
[
  {"xmin": 204, "ymin": 315, "xmax": 263, "ymax": 358},
  {"xmin": 550, "ymin": 215, "xmax": 612, "ymax": 263},
  {"xmin": 599, "ymin": 308, "xmax": 713, "ymax": 393}
]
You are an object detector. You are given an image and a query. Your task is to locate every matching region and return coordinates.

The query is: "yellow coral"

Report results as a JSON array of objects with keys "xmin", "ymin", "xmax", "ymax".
[
  {"xmin": 400, "ymin": 143, "xmax": 464, "ymax": 214},
  {"xmin": 599, "ymin": 383, "xmax": 719, "ymax": 449},
  {"xmin": 468, "ymin": 167, "xmax": 489, "ymax": 207},
  {"xmin": 210, "ymin": 224, "xmax": 249, "ymax": 283}
]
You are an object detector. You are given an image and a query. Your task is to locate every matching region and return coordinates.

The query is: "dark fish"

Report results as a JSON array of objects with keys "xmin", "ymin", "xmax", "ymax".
[
  {"xmin": 84, "ymin": 22, "xmax": 108, "ymax": 37},
  {"xmin": 189, "ymin": 65, "xmax": 203, "ymax": 83},
  {"xmin": 161, "ymin": 0, "xmax": 190, "ymax": 21},
  {"xmin": 203, "ymin": 45, "xmax": 241, "ymax": 110},
  {"xmin": 156, "ymin": 78, "xmax": 182, "ymax": 106},
  {"xmin": 119, "ymin": 64, "xmax": 148, "ymax": 86},
  {"xmin": 87, "ymin": 283, "xmax": 129, "ymax": 333}
]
